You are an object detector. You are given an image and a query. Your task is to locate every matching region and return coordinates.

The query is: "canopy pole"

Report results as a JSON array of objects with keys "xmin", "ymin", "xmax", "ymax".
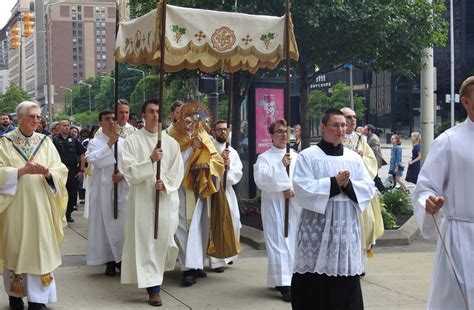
[
  {"xmin": 155, "ymin": 0, "xmax": 167, "ymax": 240},
  {"xmin": 284, "ymin": 0, "xmax": 291, "ymax": 238},
  {"xmin": 113, "ymin": 0, "xmax": 120, "ymax": 220}
]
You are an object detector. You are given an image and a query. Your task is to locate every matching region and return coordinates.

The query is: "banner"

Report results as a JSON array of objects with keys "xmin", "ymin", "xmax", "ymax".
[{"xmin": 255, "ymin": 87, "xmax": 284, "ymax": 154}]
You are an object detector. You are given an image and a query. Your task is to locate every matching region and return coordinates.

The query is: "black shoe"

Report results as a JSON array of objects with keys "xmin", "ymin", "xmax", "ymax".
[
  {"xmin": 73, "ymin": 205, "xmax": 78, "ymax": 211},
  {"xmin": 212, "ymin": 267, "xmax": 225, "ymax": 273},
  {"xmin": 278, "ymin": 286, "xmax": 291, "ymax": 302},
  {"xmin": 182, "ymin": 270, "xmax": 196, "ymax": 287},
  {"xmin": 105, "ymin": 262, "xmax": 117, "ymax": 276},
  {"xmin": 66, "ymin": 217, "xmax": 74, "ymax": 223},
  {"xmin": 194, "ymin": 269, "xmax": 207, "ymax": 278},
  {"xmin": 227, "ymin": 261, "xmax": 233, "ymax": 265},
  {"xmin": 360, "ymin": 272, "xmax": 366, "ymax": 277},
  {"xmin": 116, "ymin": 261, "xmax": 122, "ymax": 271},
  {"xmin": 9, "ymin": 296, "xmax": 24, "ymax": 310},
  {"xmin": 27, "ymin": 302, "xmax": 48, "ymax": 310}
]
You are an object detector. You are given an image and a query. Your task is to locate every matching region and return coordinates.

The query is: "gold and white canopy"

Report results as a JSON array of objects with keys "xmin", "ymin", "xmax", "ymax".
[{"xmin": 115, "ymin": 2, "xmax": 299, "ymax": 73}]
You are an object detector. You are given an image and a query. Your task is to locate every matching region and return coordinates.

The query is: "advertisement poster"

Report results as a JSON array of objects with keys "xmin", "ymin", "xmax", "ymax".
[{"xmin": 255, "ymin": 87, "xmax": 284, "ymax": 154}]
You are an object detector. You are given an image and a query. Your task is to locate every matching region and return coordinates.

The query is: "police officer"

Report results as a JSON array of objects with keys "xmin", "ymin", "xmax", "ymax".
[{"xmin": 53, "ymin": 120, "xmax": 86, "ymax": 222}]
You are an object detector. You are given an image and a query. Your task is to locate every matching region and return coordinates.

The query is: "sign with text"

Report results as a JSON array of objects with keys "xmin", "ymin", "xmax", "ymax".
[{"xmin": 255, "ymin": 87, "xmax": 285, "ymax": 154}]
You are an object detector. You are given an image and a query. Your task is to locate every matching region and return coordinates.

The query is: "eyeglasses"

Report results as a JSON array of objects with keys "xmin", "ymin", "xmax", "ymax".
[
  {"xmin": 28, "ymin": 115, "xmax": 42, "ymax": 120},
  {"xmin": 327, "ymin": 123, "xmax": 347, "ymax": 129},
  {"xmin": 274, "ymin": 129, "xmax": 288, "ymax": 135}
]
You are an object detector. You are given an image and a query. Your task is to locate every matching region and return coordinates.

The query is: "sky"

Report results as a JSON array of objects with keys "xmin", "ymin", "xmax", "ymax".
[{"xmin": 0, "ymin": 0, "xmax": 19, "ymax": 29}]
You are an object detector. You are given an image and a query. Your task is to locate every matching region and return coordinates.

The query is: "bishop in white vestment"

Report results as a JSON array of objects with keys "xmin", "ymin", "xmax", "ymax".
[
  {"xmin": 86, "ymin": 110, "xmax": 129, "ymax": 276},
  {"xmin": 291, "ymin": 109, "xmax": 375, "ymax": 309},
  {"xmin": 120, "ymin": 100, "xmax": 184, "ymax": 307},
  {"xmin": 412, "ymin": 76, "xmax": 474, "ymax": 310},
  {"xmin": 254, "ymin": 119, "xmax": 301, "ymax": 302}
]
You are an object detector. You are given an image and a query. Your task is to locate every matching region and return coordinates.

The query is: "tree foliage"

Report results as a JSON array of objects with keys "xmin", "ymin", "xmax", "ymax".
[
  {"xmin": 127, "ymin": 0, "xmax": 448, "ymax": 148},
  {"xmin": 308, "ymin": 82, "xmax": 366, "ymax": 120},
  {"xmin": 0, "ymin": 84, "xmax": 31, "ymax": 113}
]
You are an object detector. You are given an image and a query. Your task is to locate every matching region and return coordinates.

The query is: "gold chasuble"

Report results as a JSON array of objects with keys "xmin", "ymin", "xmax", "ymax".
[
  {"xmin": 168, "ymin": 103, "xmax": 225, "ymax": 222},
  {"xmin": 169, "ymin": 103, "xmax": 239, "ymax": 258},
  {"xmin": 342, "ymin": 132, "xmax": 384, "ymax": 256},
  {"xmin": 0, "ymin": 130, "xmax": 68, "ymax": 284}
]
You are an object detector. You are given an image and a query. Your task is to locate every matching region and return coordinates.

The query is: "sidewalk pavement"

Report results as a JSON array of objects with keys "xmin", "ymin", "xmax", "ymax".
[{"xmin": 1, "ymin": 206, "xmax": 436, "ymax": 309}]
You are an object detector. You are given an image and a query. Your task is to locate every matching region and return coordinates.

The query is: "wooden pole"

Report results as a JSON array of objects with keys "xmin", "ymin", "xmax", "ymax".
[
  {"xmin": 113, "ymin": 1, "xmax": 120, "ymax": 220},
  {"xmin": 155, "ymin": 0, "xmax": 167, "ymax": 239},
  {"xmin": 284, "ymin": 0, "xmax": 291, "ymax": 238}
]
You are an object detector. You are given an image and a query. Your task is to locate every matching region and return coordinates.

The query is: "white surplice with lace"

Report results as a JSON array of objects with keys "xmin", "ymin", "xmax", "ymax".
[{"xmin": 292, "ymin": 146, "xmax": 375, "ymax": 276}]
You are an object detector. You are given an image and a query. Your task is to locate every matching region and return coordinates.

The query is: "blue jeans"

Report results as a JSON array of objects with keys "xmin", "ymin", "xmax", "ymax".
[{"xmin": 146, "ymin": 285, "xmax": 161, "ymax": 295}]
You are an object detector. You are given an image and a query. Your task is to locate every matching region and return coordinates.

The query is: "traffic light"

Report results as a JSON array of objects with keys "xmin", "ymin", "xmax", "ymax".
[
  {"xmin": 23, "ymin": 12, "xmax": 34, "ymax": 37},
  {"xmin": 10, "ymin": 27, "xmax": 21, "ymax": 49}
]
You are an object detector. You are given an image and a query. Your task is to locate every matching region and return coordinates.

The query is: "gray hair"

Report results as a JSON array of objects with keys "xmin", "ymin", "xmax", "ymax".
[{"xmin": 16, "ymin": 101, "xmax": 40, "ymax": 116}]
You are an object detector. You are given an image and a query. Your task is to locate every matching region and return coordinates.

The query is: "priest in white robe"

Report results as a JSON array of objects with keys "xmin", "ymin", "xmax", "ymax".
[
  {"xmin": 120, "ymin": 99, "xmax": 184, "ymax": 307},
  {"xmin": 209, "ymin": 120, "xmax": 243, "ymax": 272},
  {"xmin": 412, "ymin": 76, "xmax": 474, "ymax": 310},
  {"xmin": 86, "ymin": 109, "xmax": 129, "ymax": 277},
  {"xmin": 254, "ymin": 119, "xmax": 301, "ymax": 302},
  {"xmin": 292, "ymin": 109, "xmax": 375, "ymax": 309},
  {"xmin": 94, "ymin": 99, "xmax": 137, "ymax": 139},
  {"xmin": 0, "ymin": 101, "xmax": 68, "ymax": 310},
  {"xmin": 341, "ymin": 107, "xmax": 384, "ymax": 268}
]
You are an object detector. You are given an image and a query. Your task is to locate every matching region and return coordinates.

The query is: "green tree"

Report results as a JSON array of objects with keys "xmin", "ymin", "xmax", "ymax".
[
  {"xmin": 0, "ymin": 84, "xmax": 31, "ymax": 112},
  {"xmin": 308, "ymin": 82, "xmax": 366, "ymax": 134},
  {"xmin": 128, "ymin": 0, "xmax": 447, "ymax": 150}
]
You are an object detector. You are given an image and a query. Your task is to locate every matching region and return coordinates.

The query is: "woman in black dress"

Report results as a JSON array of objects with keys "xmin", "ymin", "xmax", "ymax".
[{"xmin": 406, "ymin": 132, "xmax": 421, "ymax": 183}]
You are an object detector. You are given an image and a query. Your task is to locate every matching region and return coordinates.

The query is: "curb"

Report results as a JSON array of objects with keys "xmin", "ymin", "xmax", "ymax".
[{"xmin": 240, "ymin": 215, "xmax": 419, "ymax": 250}]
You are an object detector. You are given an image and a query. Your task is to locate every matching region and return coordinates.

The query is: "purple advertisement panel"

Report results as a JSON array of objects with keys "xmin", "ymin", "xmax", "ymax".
[{"xmin": 255, "ymin": 87, "xmax": 285, "ymax": 154}]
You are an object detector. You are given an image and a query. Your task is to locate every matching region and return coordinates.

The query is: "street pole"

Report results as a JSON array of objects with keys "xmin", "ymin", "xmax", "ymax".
[
  {"xmin": 449, "ymin": 0, "xmax": 455, "ymax": 127},
  {"xmin": 59, "ymin": 86, "xmax": 73, "ymax": 116},
  {"xmin": 420, "ymin": 1, "xmax": 434, "ymax": 161},
  {"xmin": 127, "ymin": 68, "xmax": 146, "ymax": 102},
  {"xmin": 79, "ymin": 82, "xmax": 92, "ymax": 126},
  {"xmin": 99, "ymin": 75, "xmax": 116, "ymax": 108}
]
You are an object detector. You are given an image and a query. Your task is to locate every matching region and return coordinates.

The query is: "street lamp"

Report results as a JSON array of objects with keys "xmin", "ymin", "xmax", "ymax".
[
  {"xmin": 127, "ymin": 68, "xmax": 146, "ymax": 102},
  {"xmin": 59, "ymin": 86, "xmax": 73, "ymax": 116},
  {"xmin": 78, "ymin": 81, "xmax": 92, "ymax": 126},
  {"xmin": 99, "ymin": 75, "xmax": 116, "ymax": 109}
]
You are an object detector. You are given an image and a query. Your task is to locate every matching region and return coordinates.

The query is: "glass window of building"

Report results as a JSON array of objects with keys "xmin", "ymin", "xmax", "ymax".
[
  {"xmin": 102, "ymin": 55, "xmax": 106, "ymax": 60},
  {"xmin": 96, "ymin": 6, "xmax": 100, "ymax": 12},
  {"xmin": 77, "ymin": 6, "xmax": 81, "ymax": 12},
  {"xmin": 101, "ymin": 38, "xmax": 106, "ymax": 44},
  {"xmin": 101, "ymin": 47, "xmax": 106, "ymax": 52},
  {"xmin": 72, "ymin": 30, "xmax": 76, "ymax": 36},
  {"xmin": 96, "ymin": 39, "xmax": 100, "ymax": 44},
  {"xmin": 96, "ymin": 63, "xmax": 101, "ymax": 69},
  {"xmin": 96, "ymin": 54, "xmax": 101, "ymax": 60},
  {"xmin": 77, "ymin": 14, "xmax": 82, "ymax": 20},
  {"xmin": 73, "ymin": 47, "xmax": 77, "ymax": 53},
  {"xmin": 96, "ymin": 47, "xmax": 101, "ymax": 52},
  {"xmin": 96, "ymin": 30, "xmax": 100, "ymax": 36},
  {"xmin": 101, "ymin": 30, "xmax": 106, "ymax": 36}
]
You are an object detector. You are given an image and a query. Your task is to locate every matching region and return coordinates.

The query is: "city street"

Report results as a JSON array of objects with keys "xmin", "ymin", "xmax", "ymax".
[{"xmin": 0, "ymin": 138, "xmax": 436, "ymax": 309}]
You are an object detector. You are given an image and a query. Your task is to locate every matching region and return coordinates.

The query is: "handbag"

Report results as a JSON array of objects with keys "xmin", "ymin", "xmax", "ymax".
[{"xmin": 399, "ymin": 165, "xmax": 405, "ymax": 171}]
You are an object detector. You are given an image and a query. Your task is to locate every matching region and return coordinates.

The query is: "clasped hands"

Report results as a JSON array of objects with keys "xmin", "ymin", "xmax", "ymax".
[
  {"xmin": 335, "ymin": 170, "xmax": 350, "ymax": 189},
  {"xmin": 19, "ymin": 161, "xmax": 51, "ymax": 178}
]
